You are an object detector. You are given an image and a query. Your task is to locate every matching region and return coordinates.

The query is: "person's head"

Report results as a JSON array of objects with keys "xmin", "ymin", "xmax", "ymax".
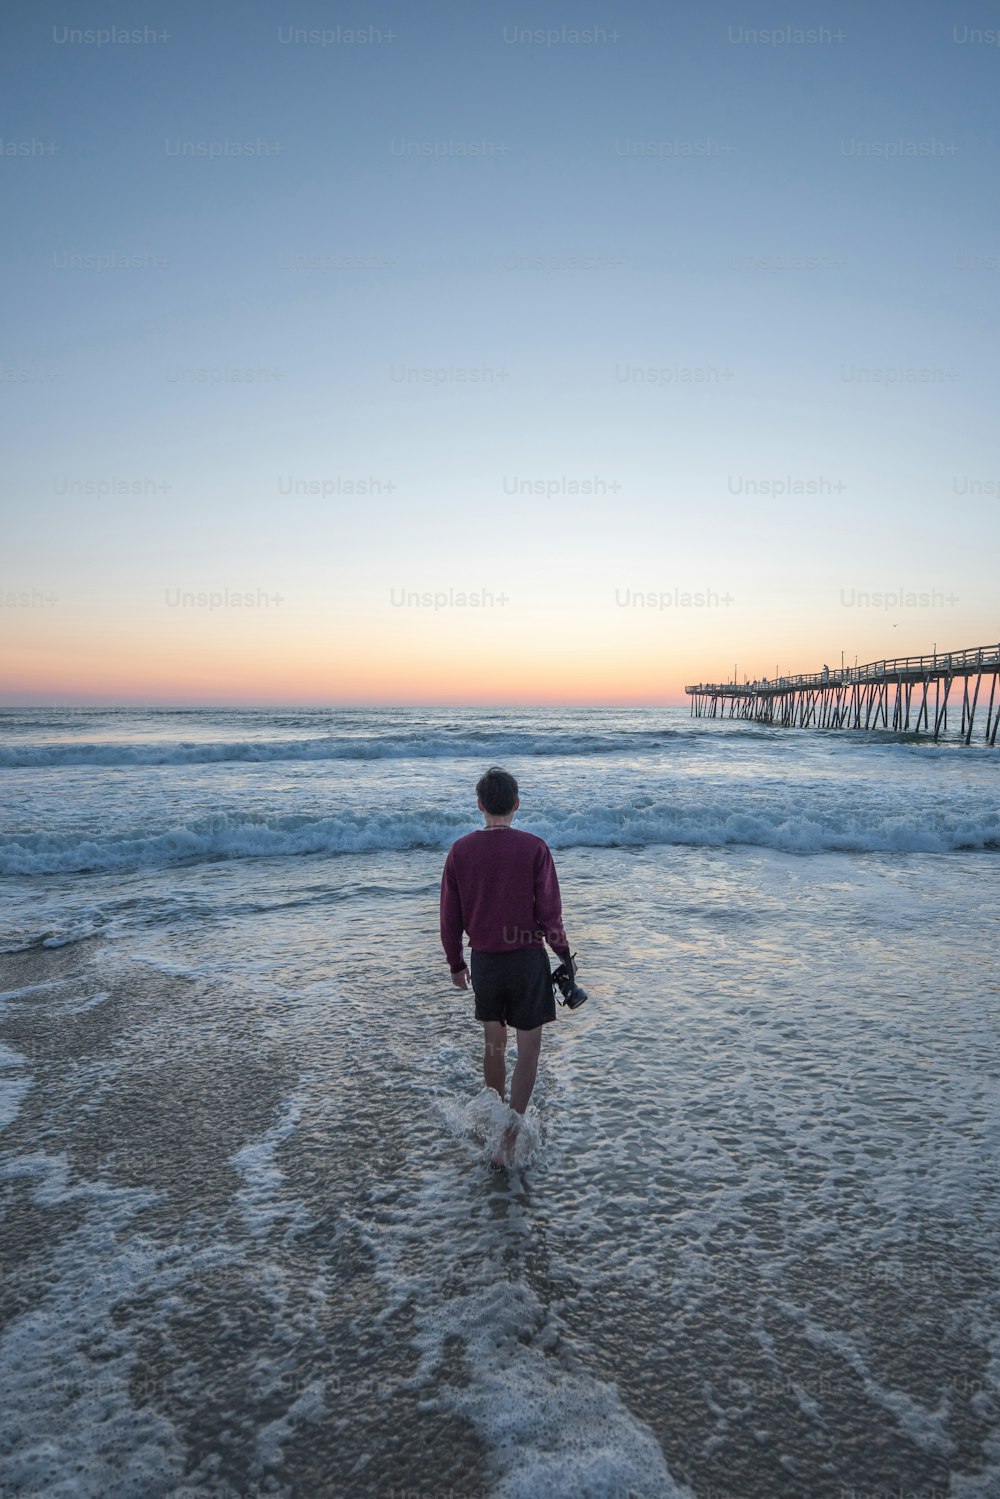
[{"xmin": 476, "ymin": 766, "xmax": 519, "ymax": 818}]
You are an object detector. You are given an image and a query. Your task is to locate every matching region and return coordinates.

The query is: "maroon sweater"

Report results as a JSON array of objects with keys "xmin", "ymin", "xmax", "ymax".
[{"xmin": 440, "ymin": 827, "xmax": 571, "ymax": 972}]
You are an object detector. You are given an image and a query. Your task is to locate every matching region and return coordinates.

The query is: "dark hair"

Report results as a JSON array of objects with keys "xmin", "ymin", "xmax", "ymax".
[{"xmin": 476, "ymin": 766, "xmax": 518, "ymax": 816}]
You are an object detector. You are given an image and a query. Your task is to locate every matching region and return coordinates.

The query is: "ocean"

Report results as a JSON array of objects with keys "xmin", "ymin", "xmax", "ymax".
[{"xmin": 1, "ymin": 705, "xmax": 998, "ymax": 1499}]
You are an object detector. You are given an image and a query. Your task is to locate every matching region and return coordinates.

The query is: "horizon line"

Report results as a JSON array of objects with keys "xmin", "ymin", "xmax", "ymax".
[{"xmin": 0, "ymin": 699, "xmax": 691, "ymax": 711}]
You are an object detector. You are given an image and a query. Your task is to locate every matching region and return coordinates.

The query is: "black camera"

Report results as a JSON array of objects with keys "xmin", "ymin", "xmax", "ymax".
[{"xmin": 551, "ymin": 953, "xmax": 587, "ymax": 1010}]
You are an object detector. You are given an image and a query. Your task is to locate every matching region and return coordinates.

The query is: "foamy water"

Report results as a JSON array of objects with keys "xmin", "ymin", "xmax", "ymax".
[{"xmin": 1, "ymin": 706, "xmax": 998, "ymax": 1497}]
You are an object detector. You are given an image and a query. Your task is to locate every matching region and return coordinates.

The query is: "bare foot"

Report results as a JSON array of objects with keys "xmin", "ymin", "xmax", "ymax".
[{"xmin": 490, "ymin": 1122, "xmax": 518, "ymax": 1170}]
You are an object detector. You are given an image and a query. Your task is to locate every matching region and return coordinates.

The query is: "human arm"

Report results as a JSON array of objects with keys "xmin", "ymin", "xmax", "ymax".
[
  {"xmin": 440, "ymin": 851, "xmax": 468, "ymax": 979},
  {"xmin": 534, "ymin": 844, "xmax": 572, "ymax": 971}
]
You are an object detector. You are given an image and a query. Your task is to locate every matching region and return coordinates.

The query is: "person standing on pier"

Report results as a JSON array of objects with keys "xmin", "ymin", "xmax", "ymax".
[{"xmin": 440, "ymin": 766, "xmax": 575, "ymax": 1170}]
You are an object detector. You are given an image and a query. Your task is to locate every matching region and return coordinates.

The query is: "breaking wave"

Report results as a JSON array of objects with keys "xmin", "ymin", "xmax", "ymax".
[
  {"xmin": 2, "ymin": 801, "xmax": 997, "ymax": 876},
  {"xmin": 0, "ymin": 729, "xmax": 695, "ymax": 769}
]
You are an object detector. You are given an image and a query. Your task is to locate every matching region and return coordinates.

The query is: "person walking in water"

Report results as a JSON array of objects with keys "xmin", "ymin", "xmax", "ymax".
[{"xmin": 440, "ymin": 766, "xmax": 575, "ymax": 1170}]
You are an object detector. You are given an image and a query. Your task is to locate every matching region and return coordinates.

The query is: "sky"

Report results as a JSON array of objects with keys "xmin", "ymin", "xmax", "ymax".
[{"xmin": 1, "ymin": 0, "xmax": 998, "ymax": 706}]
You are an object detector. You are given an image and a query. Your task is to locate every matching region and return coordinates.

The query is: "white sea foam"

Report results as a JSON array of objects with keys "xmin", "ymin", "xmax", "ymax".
[
  {"xmin": 0, "ymin": 1154, "xmax": 186, "ymax": 1498},
  {"xmin": 1, "ymin": 799, "xmax": 996, "ymax": 876},
  {"xmin": 797, "ymin": 1314, "xmax": 956, "ymax": 1455},
  {"xmin": 420, "ymin": 1280, "xmax": 690, "ymax": 1499},
  {"xmin": 0, "ymin": 1143, "xmax": 329, "ymax": 1495},
  {"xmin": 63, "ymin": 990, "xmax": 111, "ymax": 1015},
  {"xmin": 0, "ymin": 919, "xmax": 104, "ymax": 953},
  {"xmin": 0, "ymin": 1043, "xmax": 31, "ymax": 1132},
  {"xmin": 229, "ymin": 1080, "xmax": 315, "ymax": 1240},
  {"xmin": 354, "ymin": 1146, "xmax": 692, "ymax": 1499}
]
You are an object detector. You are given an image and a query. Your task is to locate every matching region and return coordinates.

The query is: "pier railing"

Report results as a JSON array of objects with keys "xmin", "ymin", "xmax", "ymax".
[{"xmin": 686, "ymin": 642, "xmax": 1000, "ymax": 694}]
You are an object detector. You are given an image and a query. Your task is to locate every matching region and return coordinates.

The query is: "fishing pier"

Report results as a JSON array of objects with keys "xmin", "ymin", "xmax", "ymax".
[{"xmin": 686, "ymin": 642, "xmax": 1000, "ymax": 745}]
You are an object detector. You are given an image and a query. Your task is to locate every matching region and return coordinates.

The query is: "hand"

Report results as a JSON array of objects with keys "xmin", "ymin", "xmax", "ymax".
[{"xmin": 451, "ymin": 967, "xmax": 469, "ymax": 990}]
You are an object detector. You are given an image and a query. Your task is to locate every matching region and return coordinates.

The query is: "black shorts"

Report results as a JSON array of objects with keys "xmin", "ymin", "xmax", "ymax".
[{"xmin": 470, "ymin": 946, "xmax": 556, "ymax": 1031}]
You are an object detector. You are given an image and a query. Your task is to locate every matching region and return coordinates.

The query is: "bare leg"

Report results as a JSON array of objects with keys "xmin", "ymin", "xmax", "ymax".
[
  {"xmin": 509, "ymin": 1026, "xmax": 542, "ymax": 1115},
  {"xmin": 497, "ymin": 1026, "xmax": 543, "ymax": 1165},
  {"xmin": 482, "ymin": 1021, "xmax": 507, "ymax": 1099}
]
